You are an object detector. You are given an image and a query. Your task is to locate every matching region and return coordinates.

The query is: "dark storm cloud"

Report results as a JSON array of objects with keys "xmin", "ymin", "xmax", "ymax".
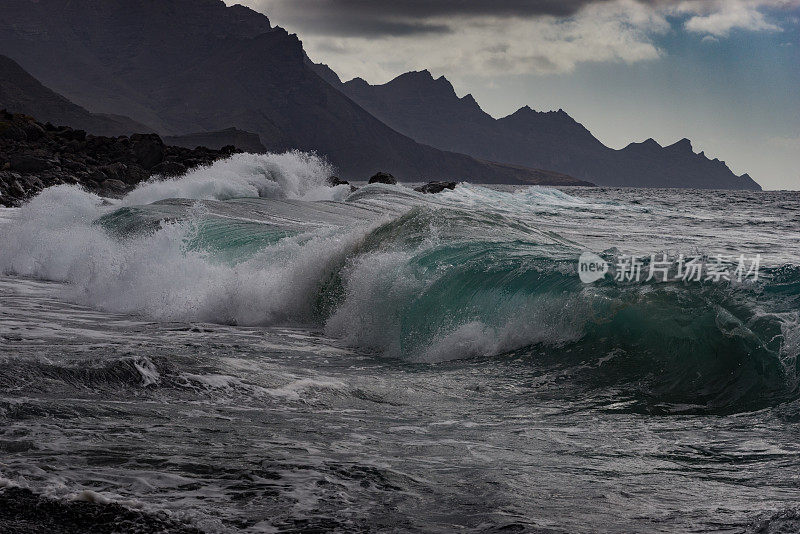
[
  {"xmin": 261, "ymin": 0, "xmax": 669, "ymax": 37},
  {"xmin": 291, "ymin": 14, "xmax": 452, "ymax": 37},
  {"xmin": 293, "ymin": 0, "xmax": 613, "ymax": 19}
]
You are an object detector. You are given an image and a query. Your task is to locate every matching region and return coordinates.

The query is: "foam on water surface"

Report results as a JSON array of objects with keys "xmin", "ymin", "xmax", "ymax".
[{"xmin": 3, "ymin": 151, "xmax": 800, "ymax": 532}]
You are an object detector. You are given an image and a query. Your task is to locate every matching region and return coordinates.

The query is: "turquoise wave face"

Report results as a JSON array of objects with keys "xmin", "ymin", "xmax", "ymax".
[
  {"xmin": 4, "ymin": 172, "xmax": 800, "ymax": 415},
  {"xmin": 89, "ymin": 193, "xmax": 800, "ymax": 415}
]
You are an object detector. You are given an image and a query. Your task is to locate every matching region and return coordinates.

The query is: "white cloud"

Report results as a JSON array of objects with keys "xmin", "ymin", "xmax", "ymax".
[
  {"xmin": 298, "ymin": 0, "xmax": 670, "ymax": 82},
  {"xmin": 679, "ymin": 0, "xmax": 785, "ymax": 37},
  {"xmin": 234, "ymin": 0, "xmax": 799, "ymax": 82}
]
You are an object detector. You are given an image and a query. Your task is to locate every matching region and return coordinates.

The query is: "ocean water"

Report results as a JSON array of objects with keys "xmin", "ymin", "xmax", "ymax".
[{"xmin": 1, "ymin": 152, "xmax": 799, "ymax": 533}]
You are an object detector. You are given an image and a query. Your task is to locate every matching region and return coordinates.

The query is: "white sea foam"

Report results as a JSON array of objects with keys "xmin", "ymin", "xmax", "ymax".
[
  {"xmin": 70, "ymin": 489, "xmax": 113, "ymax": 504},
  {"xmin": 419, "ymin": 311, "xmax": 581, "ymax": 363},
  {"xmin": 0, "ymin": 165, "xmax": 590, "ymax": 362},
  {"xmin": 0, "ymin": 156, "xmax": 694, "ymax": 363},
  {"xmin": 324, "ymin": 245, "xmax": 585, "ymax": 361},
  {"xmin": 0, "ymin": 207, "xmax": 19, "ymax": 225},
  {"xmin": 264, "ymin": 377, "xmax": 347, "ymax": 401},
  {"xmin": 133, "ymin": 357, "xmax": 161, "ymax": 387},
  {"xmin": 0, "ymin": 152, "xmax": 367, "ymax": 326},
  {"xmin": 1, "ymin": 191, "xmax": 367, "ymax": 325},
  {"xmin": 123, "ymin": 151, "xmax": 348, "ymax": 205},
  {"xmin": 325, "ymin": 250, "xmax": 426, "ymax": 355}
]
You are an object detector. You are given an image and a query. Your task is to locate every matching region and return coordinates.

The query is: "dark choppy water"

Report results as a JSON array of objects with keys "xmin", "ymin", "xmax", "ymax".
[{"xmin": 1, "ymin": 153, "xmax": 800, "ymax": 533}]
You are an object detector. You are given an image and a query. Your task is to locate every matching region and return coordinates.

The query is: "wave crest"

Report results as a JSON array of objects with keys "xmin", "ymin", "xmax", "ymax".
[
  {"xmin": 123, "ymin": 151, "xmax": 347, "ymax": 205},
  {"xmin": 2, "ymin": 167, "xmax": 800, "ymax": 414}
]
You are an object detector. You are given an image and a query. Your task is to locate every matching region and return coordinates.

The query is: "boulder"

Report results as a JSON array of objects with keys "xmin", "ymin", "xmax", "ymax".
[
  {"xmin": 327, "ymin": 176, "xmax": 349, "ymax": 186},
  {"xmin": 151, "ymin": 161, "xmax": 188, "ymax": 177},
  {"xmin": 10, "ymin": 177, "xmax": 26, "ymax": 197},
  {"xmin": 414, "ymin": 181, "xmax": 457, "ymax": 194},
  {"xmin": 10, "ymin": 154, "xmax": 50, "ymax": 173},
  {"xmin": 368, "ymin": 172, "xmax": 397, "ymax": 185},
  {"xmin": 130, "ymin": 133, "xmax": 165, "ymax": 169},
  {"xmin": 0, "ymin": 112, "xmax": 249, "ymax": 206},
  {"xmin": 55, "ymin": 128, "xmax": 86, "ymax": 142},
  {"xmin": 0, "ymin": 120, "xmax": 27, "ymax": 141},
  {"xmin": 20, "ymin": 121, "xmax": 45, "ymax": 141},
  {"xmin": 100, "ymin": 178, "xmax": 129, "ymax": 196},
  {"xmin": 20, "ymin": 175, "xmax": 45, "ymax": 194}
]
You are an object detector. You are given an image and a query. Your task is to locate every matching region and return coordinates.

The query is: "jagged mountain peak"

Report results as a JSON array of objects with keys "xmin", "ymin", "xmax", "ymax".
[
  {"xmin": 3, "ymin": 0, "xmax": 759, "ymax": 190},
  {"xmin": 500, "ymin": 107, "xmax": 586, "ymax": 134},
  {"xmin": 511, "ymin": 105, "xmax": 535, "ymax": 116},
  {"xmin": 624, "ymin": 138, "xmax": 662, "ymax": 150},
  {"xmin": 384, "ymin": 70, "xmax": 457, "ymax": 97},
  {"xmin": 225, "ymin": 2, "xmax": 272, "ymax": 25},
  {"xmin": 628, "ymin": 137, "xmax": 696, "ymax": 154},
  {"xmin": 460, "ymin": 93, "xmax": 481, "ymax": 109},
  {"xmin": 401, "ymin": 69, "xmax": 434, "ymax": 80},
  {"xmin": 506, "ymin": 106, "xmax": 573, "ymax": 121},
  {"xmin": 326, "ymin": 61, "xmax": 759, "ymax": 189},
  {"xmin": 668, "ymin": 138, "xmax": 693, "ymax": 152},
  {"xmin": 644, "ymin": 138, "xmax": 661, "ymax": 147},
  {"xmin": 1, "ymin": 0, "xmax": 591, "ymax": 185},
  {"xmin": 304, "ymin": 56, "xmax": 342, "ymax": 86},
  {"xmin": 346, "ymin": 77, "xmax": 369, "ymax": 86}
]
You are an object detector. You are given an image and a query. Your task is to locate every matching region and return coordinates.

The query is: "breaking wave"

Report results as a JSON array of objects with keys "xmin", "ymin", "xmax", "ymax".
[
  {"xmin": 1, "ymin": 150, "xmax": 799, "ymax": 413},
  {"xmin": 123, "ymin": 150, "xmax": 349, "ymax": 205}
]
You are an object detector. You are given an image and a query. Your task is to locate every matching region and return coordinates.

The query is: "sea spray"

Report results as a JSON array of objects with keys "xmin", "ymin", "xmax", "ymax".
[
  {"xmin": 123, "ymin": 151, "xmax": 348, "ymax": 205},
  {"xmin": 0, "ymin": 152, "xmax": 363, "ymax": 325},
  {"xmin": 1, "ymin": 157, "xmax": 799, "ymax": 412}
]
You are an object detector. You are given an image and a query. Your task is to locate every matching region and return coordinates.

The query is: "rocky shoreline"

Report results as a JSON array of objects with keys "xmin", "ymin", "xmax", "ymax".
[
  {"xmin": 0, "ymin": 111, "xmax": 243, "ymax": 207},
  {"xmin": 1, "ymin": 111, "xmax": 470, "ymax": 207}
]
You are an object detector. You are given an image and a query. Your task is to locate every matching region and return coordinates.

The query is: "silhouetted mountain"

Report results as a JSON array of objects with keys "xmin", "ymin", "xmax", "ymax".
[
  {"xmin": 323, "ymin": 68, "xmax": 761, "ymax": 190},
  {"xmin": 0, "ymin": 55, "xmax": 153, "ymax": 136},
  {"xmin": 0, "ymin": 0, "xmax": 588, "ymax": 186}
]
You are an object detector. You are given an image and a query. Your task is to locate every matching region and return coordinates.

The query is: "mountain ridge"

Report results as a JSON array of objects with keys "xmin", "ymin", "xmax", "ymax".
[
  {"xmin": 0, "ymin": 55, "xmax": 154, "ymax": 137},
  {"xmin": 0, "ymin": 0, "xmax": 589, "ymax": 186},
  {"xmin": 320, "ymin": 65, "xmax": 761, "ymax": 190}
]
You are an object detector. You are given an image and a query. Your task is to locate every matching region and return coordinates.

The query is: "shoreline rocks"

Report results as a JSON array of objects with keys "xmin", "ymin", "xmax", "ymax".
[
  {"xmin": 414, "ymin": 181, "xmax": 456, "ymax": 194},
  {"xmin": 327, "ymin": 176, "xmax": 349, "ymax": 187},
  {"xmin": 0, "ymin": 110, "xmax": 242, "ymax": 206},
  {"xmin": 368, "ymin": 172, "xmax": 396, "ymax": 185}
]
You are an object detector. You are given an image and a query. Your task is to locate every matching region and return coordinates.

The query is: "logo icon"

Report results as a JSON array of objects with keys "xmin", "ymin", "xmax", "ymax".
[{"xmin": 578, "ymin": 252, "xmax": 609, "ymax": 284}]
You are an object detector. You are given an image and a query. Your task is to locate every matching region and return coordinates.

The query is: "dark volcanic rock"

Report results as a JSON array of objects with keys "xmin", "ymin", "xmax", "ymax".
[
  {"xmin": 328, "ymin": 175, "xmax": 358, "ymax": 192},
  {"xmin": 0, "ymin": 111, "xmax": 243, "ymax": 206},
  {"xmin": 100, "ymin": 178, "xmax": 128, "ymax": 196},
  {"xmin": 130, "ymin": 133, "xmax": 165, "ymax": 169},
  {"xmin": 151, "ymin": 160, "xmax": 188, "ymax": 177},
  {"xmin": 368, "ymin": 172, "xmax": 397, "ymax": 185},
  {"xmin": 0, "ymin": 120, "xmax": 27, "ymax": 141},
  {"xmin": 10, "ymin": 154, "xmax": 50, "ymax": 173},
  {"xmin": 327, "ymin": 176, "xmax": 349, "ymax": 186},
  {"xmin": 414, "ymin": 181, "xmax": 457, "ymax": 194}
]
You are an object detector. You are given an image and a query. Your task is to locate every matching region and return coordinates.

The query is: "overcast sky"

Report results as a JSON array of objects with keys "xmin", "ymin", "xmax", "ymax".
[{"xmin": 229, "ymin": 0, "xmax": 800, "ymax": 190}]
